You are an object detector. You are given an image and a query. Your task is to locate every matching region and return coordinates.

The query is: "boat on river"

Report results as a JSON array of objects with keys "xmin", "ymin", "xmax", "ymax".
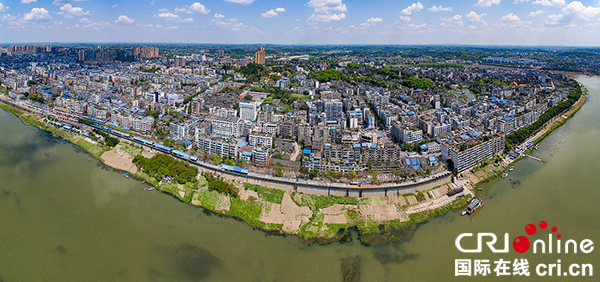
[
  {"xmin": 462, "ymin": 196, "xmax": 483, "ymax": 216},
  {"xmin": 501, "ymin": 173, "xmax": 508, "ymax": 178},
  {"xmin": 508, "ymin": 166, "xmax": 514, "ymax": 172}
]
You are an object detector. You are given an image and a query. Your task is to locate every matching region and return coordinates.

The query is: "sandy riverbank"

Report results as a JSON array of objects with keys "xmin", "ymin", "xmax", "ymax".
[{"xmin": 101, "ymin": 144, "xmax": 138, "ymax": 174}]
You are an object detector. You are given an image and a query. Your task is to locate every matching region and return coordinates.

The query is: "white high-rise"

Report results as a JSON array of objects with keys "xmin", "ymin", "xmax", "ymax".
[{"xmin": 239, "ymin": 101, "xmax": 258, "ymax": 121}]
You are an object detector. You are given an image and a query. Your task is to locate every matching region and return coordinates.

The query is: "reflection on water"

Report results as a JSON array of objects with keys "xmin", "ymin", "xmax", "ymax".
[{"xmin": 1, "ymin": 75, "xmax": 600, "ymax": 281}]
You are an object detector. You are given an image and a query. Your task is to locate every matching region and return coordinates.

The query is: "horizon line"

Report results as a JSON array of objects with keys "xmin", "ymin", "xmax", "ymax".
[{"xmin": 1, "ymin": 42, "xmax": 600, "ymax": 49}]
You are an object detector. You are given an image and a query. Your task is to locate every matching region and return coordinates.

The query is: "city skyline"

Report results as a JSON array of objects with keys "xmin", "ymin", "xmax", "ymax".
[{"xmin": 1, "ymin": 0, "xmax": 600, "ymax": 46}]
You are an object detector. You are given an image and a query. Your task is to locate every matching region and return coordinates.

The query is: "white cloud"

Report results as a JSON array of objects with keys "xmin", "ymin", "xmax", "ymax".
[
  {"xmin": 359, "ymin": 17, "xmax": 382, "ymax": 27},
  {"xmin": 0, "ymin": 3, "xmax": 7, "ymax": 13},
  {"xmin": 307, "ymin": 0, "xmax": 347, "ymax": 22},
  {"xmin": 513, "ymin": 0, "xmax": 529, "ymax": 3},
  {"xmin": 401, "ymin": 2, "xmax": 424, "ymax": 16},
  {"xmin": 52, "ymin": 0, "xmax": 86, "ymax": 5},
  {"xmin": 308, "ymin": 13, "xmax": 346, "ymax": 22},
  {"xmin": 111, "ymin": 4, "xmax": 117, "ymax": 8},
  {"xmin": 212, "ymin": 16, "xmax": 256, "ymax": 31},
  {"xmin": 498, "ymin": 13, "xmax": 531, "ymax": 27},
  {"xmin": 261, "ymin": 10, "xmax": 277, "ymax": 18},
  {"xmin": 21, "ymin": 0, "xmax": 37, "ymax": 4},
  {"xmin": 428, "ymin": 5, "xmax": 452, "ymax": 12},
  {"xmin": 262, "ymin": 7, "xmax": 286, "ymax": 18},
  {"xmin": 188, "ymin": 2, "xmax": 210, "ymax": 14},
  {"xmin": 1, "ymin": 14, "xmax": 16, "ymax": 22},
  {"xmin": 475, "ymin": 0, "xmax": 501, "ymax": 8},
  {"xmin": 441, "ymin": 14, "xmax": 464, "ymax": 27},
  {"xmin": 58, "ymin": 4, "xmax": 90, "ymax": 18},
  {"xmin": 529, "ymin": 10, "xmax": 545, "ymax": 16},
  {"xmin": 545, "ymin": 13, "xmax": 564, "ymax": 25},
  {"xmin": 115, "ymin": 15, "xmax": 134, "ymax": 25},
  {"xmin": 155, "ymin": 12, "xmax": 194, "ymax": 22},
  {"xmin": 214, "ymin": 13, "xmax": 224, "ymax": 18},
  {"xmin": 408, "ymin": 23, "xmax": 427, "ymax": 29},
  {"xmin": 533, "ymin": 0, "xmax": 565, "ymax": 7},
  {"xmin": 224, "ymin": 0, "xmax": 254, "ymax": 4},
  {"xmin": 157, "ymin": 12, "xmax": 179, "ymax": 20},
  {"xmin": 398, "ymin": 16, "xmax": 411, "ymax": 22},
  {"xmin": 465, "ymin": 11, "xmax": 486, "ymax": 22},
  {"xmin": 398, "ymin": 2, "xmax": 423, "ymax": 23},
  {"xmin": 75, "ymin": 17, "xmax": 109, "ymax": 29},
  {"xmin": 23, "ymin": 7, "xmax": 52, "ymax": 21},
  {"xmin": 546, "ymin": 1, "xmax": 600, "ymax": 25}
]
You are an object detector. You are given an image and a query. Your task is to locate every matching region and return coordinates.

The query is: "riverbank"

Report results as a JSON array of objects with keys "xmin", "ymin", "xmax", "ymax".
[
  {"xmin": 464, "ymin": 83, "xmax": 587, "ymax": 187},
  {"xmin": 0, "ymin": 99, "xmax": 474, "ymax": 243}
]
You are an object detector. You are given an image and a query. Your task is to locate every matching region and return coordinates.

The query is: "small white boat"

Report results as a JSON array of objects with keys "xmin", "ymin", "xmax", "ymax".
[
  {"xmin": 501, "ymin": 173, "xmax": 508, "ymax": 178},
  {"xmin": 508, "ymin": 166, "xmax": 514, "ymax": 172}
]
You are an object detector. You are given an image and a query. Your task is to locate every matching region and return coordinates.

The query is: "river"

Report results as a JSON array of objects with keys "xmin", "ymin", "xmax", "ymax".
[{"xmin": 1, "ymin": 75, "xmax": 599, "ymax": 281}]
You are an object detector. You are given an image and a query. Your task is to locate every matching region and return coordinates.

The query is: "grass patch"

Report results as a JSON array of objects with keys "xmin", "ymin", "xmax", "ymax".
[
  {"xmin": 134, "ymin": 171, "xmax": 158, "ymax": 186},
  {"xmin": 226, "ymin": 198, "xmax": 265, "ymax": 228},
  {"xmin": 407, "ymin": 198, "xmax": 467, "ymax": 224},
  {"xmin": 119, "ymin": 142, "xmax": 143, "ymax": 157},
  {"xmin": 266, "ymin": 223, "xmax": 283, "ymax": 230},
  {"xmin": 243, "ymin": 183, "xmax": 285, "ymax": 204},
  {"xmin": 195, "ymin": 188, "xmax": 221, "ymax": 210},
  {"xmin": 76, "ymin": 139, "xmax": 107, "ymax": 159},
  {"xmin": 298, "ymin": 214, "xmax": 326, "ymax": 239},
  {"xmin": 160, "ymin": 183, "xmax": 180, "ymax": 194},
  {"xmin": 181, "ymin": 182, "xmax": 196, "ymax": 203},
  {"xmin": 293, "ymin": 193, "xmax": 359, "ymax": 212}
]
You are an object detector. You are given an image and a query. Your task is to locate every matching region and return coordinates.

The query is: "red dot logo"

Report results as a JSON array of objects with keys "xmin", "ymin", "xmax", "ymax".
[
  {"xmin": 513, "ymin": 220, "xmax": 563, "ymax": 253},
  {"xmin": 513, "ymin": 236, "xmax": 530, "ymax": 253},
  {"xmin": 526, "ymin": 224, "xmax": 537, "ymax": 235}
]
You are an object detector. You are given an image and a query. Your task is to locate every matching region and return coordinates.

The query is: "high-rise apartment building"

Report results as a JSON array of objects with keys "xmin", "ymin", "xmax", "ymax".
[
  {"xmin": 133, "ymin": 46, "xmax": 160, "ymax": 59},
  {"xmin": 254, "ymin": 46, "xmax": 265, "ymax": 65},
  {"xmin": 78, "ymin": 49, "xmax": 85, "ymax": 62},
  {"xmin": 239, "ymin": 101, "xmax": 259, "ymax": 121}
]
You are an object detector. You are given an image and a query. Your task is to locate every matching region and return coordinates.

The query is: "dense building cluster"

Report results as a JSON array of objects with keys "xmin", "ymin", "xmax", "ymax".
[{"xmin": 0, "ymin": 44, "xmax": 578, "ymax": 183}]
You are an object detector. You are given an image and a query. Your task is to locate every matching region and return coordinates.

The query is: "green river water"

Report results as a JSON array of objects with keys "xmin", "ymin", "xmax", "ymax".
[{"xmin": 1, "ymin": 75, "xmax": 599, "ymax": 281}]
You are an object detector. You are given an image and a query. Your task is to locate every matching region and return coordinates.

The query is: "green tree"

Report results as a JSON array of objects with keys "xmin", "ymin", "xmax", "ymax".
[
  {"xmin": 212, "ymin": 154, "xmax": 223, "ymax": 164},
  {"xmin": 273, "ymin": 163, "xmax": 283, "ymax": 177},
  {"xmin": 164, "ymin": 138, "xmax": 175, "ymax": 147}
]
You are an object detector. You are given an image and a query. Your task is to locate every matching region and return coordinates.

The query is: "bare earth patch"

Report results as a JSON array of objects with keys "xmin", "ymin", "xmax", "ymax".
[
  {"xmin": 101, "ymin": 145, "xmax": 137, "ymax": 174},
  {"xmin": 280, "ymin": 193, "xmax": 312, "ymax": 233}
]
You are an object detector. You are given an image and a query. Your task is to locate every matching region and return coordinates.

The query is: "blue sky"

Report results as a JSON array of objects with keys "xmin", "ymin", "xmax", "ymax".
[{"xmin": 1, "ymin": 0, "xmax": 600, "ymax": 46}]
